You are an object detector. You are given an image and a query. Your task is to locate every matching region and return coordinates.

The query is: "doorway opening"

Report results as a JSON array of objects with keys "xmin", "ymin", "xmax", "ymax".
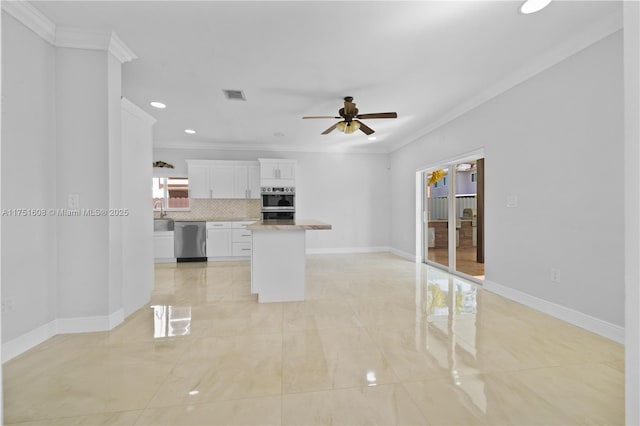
[{"xmin": 419, "ymin": 154, "xmax": 485, "ymax": 282}]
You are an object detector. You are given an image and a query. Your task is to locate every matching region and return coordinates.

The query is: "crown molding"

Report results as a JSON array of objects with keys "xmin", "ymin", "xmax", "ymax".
[
  {"xmin": 389, "ymin": 8, "xmax": 623, "ymax": 153},
  {"xmin": 153, "ymin": 140, "xmax": 389, "ymax": 155},
  {"xmin": 55, "ymin": 26, "xmax": 111, "ymax": 50},
  {"xmin": 55, "ymin": 27, "xmax": 137, "ymax": 63},
  {"xmin": 109, "ymin": 32, "xmax": 137, "ymax": 63},
  {"xmin": 2, "ymin": 1, "xmax": 136, "ymax": 63},
  {"xmin": 122, "ymin": 97, "xmax": 157, "ymax": 126},
  {"xmin": 1, "ymin": 0, "xmax": 56, "ymax": 44}
]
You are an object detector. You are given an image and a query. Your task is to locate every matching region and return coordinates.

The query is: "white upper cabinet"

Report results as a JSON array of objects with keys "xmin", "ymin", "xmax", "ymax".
[
  {"xmin": 187, "ymin": 160, "xmax": 260, "ymax": 199},
  {"xmin": 248, "ymin": 165, "xmax": 261, "ymax": 198},
  {"xmin": 233, "ymin": 164, "xmax": 261, "ymax": 199},
  {"xmin": 210, "ymin": 164, "xmax": 235, "ymax": 198},
  {"xmin": 188, "ymin": 165, "xmax": 212, "ymax": 199},
  {"xmin": 259, "ymin": 159, "xmax": 297, "ymax": 186}
]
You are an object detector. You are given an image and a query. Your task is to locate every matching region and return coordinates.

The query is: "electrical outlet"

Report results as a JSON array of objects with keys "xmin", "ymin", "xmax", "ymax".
[
  {"xmin": 550, "ymin": 268, "xmax": 561, "ymax": 283},
  {"xmin": 1, "ymin": 298, "xmax": 14, "ymax": 313}
]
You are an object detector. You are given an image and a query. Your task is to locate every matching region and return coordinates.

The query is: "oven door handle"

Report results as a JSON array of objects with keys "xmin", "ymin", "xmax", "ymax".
[{"xmin": 261, "ymin": 206, "xmax": 295, "ymax": 211}]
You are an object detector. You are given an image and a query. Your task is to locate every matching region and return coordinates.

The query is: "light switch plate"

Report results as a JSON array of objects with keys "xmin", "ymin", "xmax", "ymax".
[{"xmin": 68, "ymin": 194, "xmax": 80, "ymax": 208}]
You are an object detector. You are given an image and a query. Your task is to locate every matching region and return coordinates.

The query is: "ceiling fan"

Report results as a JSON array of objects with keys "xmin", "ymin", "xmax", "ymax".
[{"xmin": 303, "ymin": 96, "xmax": 397, "ymax": 135}]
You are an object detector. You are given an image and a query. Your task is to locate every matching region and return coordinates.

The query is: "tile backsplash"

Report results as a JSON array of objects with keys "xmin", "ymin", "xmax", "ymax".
[{"xmin": 155, "ymin": 199, "xmax": 261, "ymax": 220}]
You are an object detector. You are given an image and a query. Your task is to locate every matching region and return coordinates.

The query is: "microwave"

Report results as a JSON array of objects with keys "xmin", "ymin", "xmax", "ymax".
[{"xmin": 261, "ymin": 187, "xmax": 295, "ymax": 211}]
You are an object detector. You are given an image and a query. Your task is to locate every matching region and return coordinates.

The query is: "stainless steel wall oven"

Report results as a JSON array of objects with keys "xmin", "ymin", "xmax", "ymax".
[{"xmin": 261, "ymin": 186, "xmax": 295, "ymax": 220}]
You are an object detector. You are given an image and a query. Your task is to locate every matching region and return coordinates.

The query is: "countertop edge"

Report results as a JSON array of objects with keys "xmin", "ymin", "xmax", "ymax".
[{"xmin": 247, "ymin": 220, "xmax": 332, "ymax": 231}]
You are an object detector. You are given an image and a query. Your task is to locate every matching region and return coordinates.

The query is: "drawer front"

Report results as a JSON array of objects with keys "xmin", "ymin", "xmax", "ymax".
[
  {"xmin": 206, "ymin": 221, "xmax": 231, "ymax": 229},
  {"xmin": 232, "ymin": 242, "xmax": 252, "ymax": 256},
  {"xmin": 232, "ymin": 229, "xmax": 252, "ymax": 243},
  {"xmin": 232, "ymin": 220, "xmax": 257, "ymax": 229}
]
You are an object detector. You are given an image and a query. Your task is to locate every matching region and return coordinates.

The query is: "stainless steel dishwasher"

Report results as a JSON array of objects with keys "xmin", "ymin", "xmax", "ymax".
[{"xmin": 174, "ymin": 221, "xmax": 206, "ymax": 262}]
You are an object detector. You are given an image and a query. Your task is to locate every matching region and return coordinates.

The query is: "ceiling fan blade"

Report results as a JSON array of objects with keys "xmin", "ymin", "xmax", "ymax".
[
  {"xmin": 355, "ymin": 120, "xmax": 375, "ymax": 135},
  {"xmin": 303, "ymin": 116, "xmax": 341, "ymax": 119},
  {"xmin": 355, "ymin": 112, "xmax": 398, "ymax": 119},
  {"xmin": 321, "ymin": 123, "xmax": 339, "ymax": 135}
]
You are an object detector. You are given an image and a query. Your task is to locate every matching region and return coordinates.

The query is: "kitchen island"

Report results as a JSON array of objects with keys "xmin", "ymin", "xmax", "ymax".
[{"xmin": 246, "ymin": 219, "xmax": 331, "ymax": 303}]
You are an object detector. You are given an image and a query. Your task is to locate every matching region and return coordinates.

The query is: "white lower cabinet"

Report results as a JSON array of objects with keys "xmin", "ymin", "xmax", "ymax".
[
  {"xmin": 205, "ymin": 220, "xmax": 255, "ymax": 259},
  {"xmin": 206, "ymin": 222, "xmax": 231, "ymax": 258},
  {"xmin": 232, "ymin": 242, "xmax": 252, "ymax": 256},
  {"xmin": 154, "ymin": 231, "xmax": 175, "ymax": 262},
  {"xmin": 232, "ymin": 222, "xmax": 253, "ymax": 257}
]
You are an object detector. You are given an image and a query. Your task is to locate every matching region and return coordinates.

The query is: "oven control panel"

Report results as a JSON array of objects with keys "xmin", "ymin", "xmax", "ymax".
[{"xmin": 261, "ymin": 187, "xmax": 295, "ymax": 194}]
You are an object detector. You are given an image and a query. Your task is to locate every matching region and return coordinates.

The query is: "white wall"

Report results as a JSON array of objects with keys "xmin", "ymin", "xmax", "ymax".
[
  {"xmin": 2, "ymin": 11, "xmax": 154, "ymax": 360},
  {"xmin": 154, "ymin": 148, "xmax": 391, "ymax": 251},
  {"xmin": 121, "ymin": 99, "xmax": 155, "ymax": 316},
  {"xmin": 390, "ymin": 32, "xmax": 624, "ymax": 328},
  {"xmin": 55, "ymin": 47, "xmax": 111, "ymax": 319},
  {"xmin": 1, "ymin": 13, "xmax": 57, "ymax": 341},
  {"xmin": 108, "ymin": 53, "xmax": 124, "ymax": 317}
]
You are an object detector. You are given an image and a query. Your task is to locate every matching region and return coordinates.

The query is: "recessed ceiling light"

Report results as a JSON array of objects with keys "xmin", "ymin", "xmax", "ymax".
[
  {"xmin": 520, "ymin": 0, "xmax": 552, "ymax": 14},
  {"xmin": 150, "ymin": 101, "xmax": 166, "ymax": 109},
  {"xmin": 368, "ymin": 136, "xmax": 377, "ymax": 141},
  {"xmin": 184, "ymin": 129, "xmax": 196, "ymax": 134}
]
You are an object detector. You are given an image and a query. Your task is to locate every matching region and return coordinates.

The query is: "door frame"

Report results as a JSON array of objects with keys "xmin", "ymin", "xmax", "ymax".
[{"xmin": 416, "ymin": 148, "xmax": 485, "ymax": 283}]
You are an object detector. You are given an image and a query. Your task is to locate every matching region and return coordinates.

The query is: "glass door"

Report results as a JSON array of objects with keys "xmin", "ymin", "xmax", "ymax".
[
  {"xmin": 453, "ymin": 161, "xmax": 484, "ymax": 279},
  {"xmin": 425, "ymin": 167, "xmax": 450, "ymax": 268},
  {"xmin": 421, "ymin": 156, "xmax": 485, "ymax": 282}
]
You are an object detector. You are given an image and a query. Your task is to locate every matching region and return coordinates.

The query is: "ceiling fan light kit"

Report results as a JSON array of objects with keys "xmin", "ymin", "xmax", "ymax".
[
  {"xmin": 302, "ymin": 96, "xmax": 397, "ymax": 137},
  {"xmin": 336, "ymin": 120, "xmax": 360, "ymax": 134}
]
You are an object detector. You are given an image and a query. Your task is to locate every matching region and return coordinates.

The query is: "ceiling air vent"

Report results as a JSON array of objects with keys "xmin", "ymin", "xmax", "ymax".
[{"xmin": 223, "ymin": 89, "xmax": 246, "ymax": 101}]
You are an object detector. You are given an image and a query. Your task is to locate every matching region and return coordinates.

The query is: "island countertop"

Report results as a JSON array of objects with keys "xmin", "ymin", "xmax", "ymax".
[{"xmin": 246, "ymin": 219, "xmax": 332, "ymax": 231}]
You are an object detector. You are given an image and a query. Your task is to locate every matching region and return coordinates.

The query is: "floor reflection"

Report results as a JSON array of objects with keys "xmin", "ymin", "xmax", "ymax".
[
  {"xmin": 415, "ymin": 264, "xmax": 486, "ymax": 413},
  {"xmin": 2, "ymin": 254, "xmax": 623, "ymax": 425},
  {"xmin": 151, "ymin": 305, "xmax": 192, "ymax": 338}
]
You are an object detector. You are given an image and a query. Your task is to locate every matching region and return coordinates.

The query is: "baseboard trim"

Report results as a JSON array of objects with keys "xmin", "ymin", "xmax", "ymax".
[
  {"xmin": 484, "ymin": 280, "xmax": 624, "ymax": 344},
  {"xmin": 109, "ymin": 308, "xmax": 125, "ymax": 329},
  {"xmin": 306, "ymin": 246, "xmax": 390, "ymax": 255},
  {"xmin": 2, "ymin": 320, "xmax": 57, "ymax": 363},
  {"xmin": 389, "ymin": 248, "xmax": 418, "ymax": 262},
  {"xmin": 3, "ymin": 308, "xmax": 127, "ymax": 363}
]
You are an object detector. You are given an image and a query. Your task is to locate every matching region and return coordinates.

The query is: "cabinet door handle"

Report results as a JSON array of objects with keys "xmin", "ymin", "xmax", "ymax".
[
  {"xmin": 241, "ymin": 248, "xmax": 251, "ymax": 251},
  {"xmin": 242, "ymin": 233, "xmax": 251, "ymax": 237},
  {"xmin": 210, "ymin": 189, "xmax": 213, "ymax": 198}
]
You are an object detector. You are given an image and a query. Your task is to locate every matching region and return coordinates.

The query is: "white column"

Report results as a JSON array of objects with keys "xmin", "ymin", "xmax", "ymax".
[{"xmin": 624, "ymin": 2, "xmax": 640, "ymax": 424}]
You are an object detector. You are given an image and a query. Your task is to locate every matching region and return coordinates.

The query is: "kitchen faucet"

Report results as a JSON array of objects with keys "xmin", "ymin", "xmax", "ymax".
[{"xmin": 154, "ymin": 200, "xmax": 167, "ymax": 218}]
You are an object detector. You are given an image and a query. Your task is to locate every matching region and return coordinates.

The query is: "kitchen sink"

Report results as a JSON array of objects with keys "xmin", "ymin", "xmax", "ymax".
[{"xmin": 154, "ymin": 218, "xmax": 174, "ymax": 231}]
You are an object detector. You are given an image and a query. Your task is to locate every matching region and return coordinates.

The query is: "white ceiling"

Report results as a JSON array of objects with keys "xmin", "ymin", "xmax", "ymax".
[{"xmin": 32, "ymin": 1, "xmax": 622, "ymax": 153}]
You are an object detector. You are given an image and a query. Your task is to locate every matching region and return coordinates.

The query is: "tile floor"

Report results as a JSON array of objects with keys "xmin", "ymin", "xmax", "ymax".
[{"xmin": 3, "ymin": 253, "xmax": 624, "ymax": 425}]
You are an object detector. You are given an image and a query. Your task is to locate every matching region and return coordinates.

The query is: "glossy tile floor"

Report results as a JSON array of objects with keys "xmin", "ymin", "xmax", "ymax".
[{"xmin": 4, "ymin": 253, "xmax": 624, "ymax": 425}]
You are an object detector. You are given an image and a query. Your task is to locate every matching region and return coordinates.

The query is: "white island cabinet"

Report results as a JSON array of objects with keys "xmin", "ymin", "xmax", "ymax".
[{"xmin": 247, "ymin": 219, "xmax": 331, "ymax": 303}]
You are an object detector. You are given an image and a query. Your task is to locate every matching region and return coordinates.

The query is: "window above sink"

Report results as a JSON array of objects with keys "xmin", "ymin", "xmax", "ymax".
[{"xmin": 153, "ymin": 177, "xmax": 190, "ymax": 211}]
